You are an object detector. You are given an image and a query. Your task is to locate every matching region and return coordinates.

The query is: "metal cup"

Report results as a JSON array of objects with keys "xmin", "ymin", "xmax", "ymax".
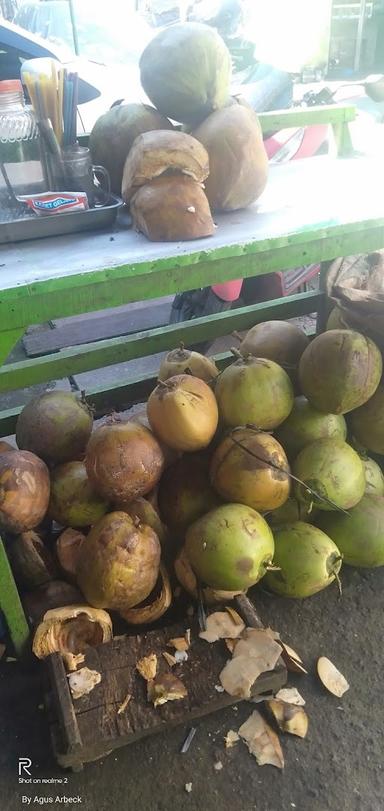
[{"xmin": 53, "ymin": 145, "xmax": 110, "ymax": 207}]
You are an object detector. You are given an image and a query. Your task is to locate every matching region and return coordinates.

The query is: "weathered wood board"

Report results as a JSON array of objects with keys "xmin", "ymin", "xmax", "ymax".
[{"xmin": 46, "ymin": 619, "xmax": 286, "ymax": 771}]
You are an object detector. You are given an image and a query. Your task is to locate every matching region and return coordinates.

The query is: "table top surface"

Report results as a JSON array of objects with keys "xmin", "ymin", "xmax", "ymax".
[{"xmin": 1, "ymin": 155, "xmax": 383, "ymax": 293}]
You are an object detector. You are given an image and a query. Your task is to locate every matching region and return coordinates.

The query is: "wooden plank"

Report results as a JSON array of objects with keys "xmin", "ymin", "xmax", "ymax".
[
  {"xmin": 23, "ymin": 302, "xmax": 171, "ymax": 357},
  {"xmin": 0, "ymin": 328, "xmax": 25, "ymax": 365},
  {"xmin": 0, "ymin": 291, "xmax": 321, "ymax": 393},
  {"xmin": 258, "ymin": 103, "xmax": 356, "ymax": 132},
  {"xmin": 0, "ymin": 535, "xmax": 30, "ymax": 657},
  {"xmin": 48, "ymin": 619, "xmax": 286, "ymax": 769},
  {"xmin": 46, "ymin": 654, "xmax": 82, "ymax": 750}
]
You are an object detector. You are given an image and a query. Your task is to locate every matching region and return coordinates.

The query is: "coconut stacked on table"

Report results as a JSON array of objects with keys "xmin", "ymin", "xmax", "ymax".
[{"xmin": 90, "ymin": 22, "xmax": 269, "ymax": 241}]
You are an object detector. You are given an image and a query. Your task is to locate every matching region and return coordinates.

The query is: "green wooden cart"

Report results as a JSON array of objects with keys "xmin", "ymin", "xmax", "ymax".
[{"xmin": 1, "ymin": 104, "xmax": 383, "ymax": 656}]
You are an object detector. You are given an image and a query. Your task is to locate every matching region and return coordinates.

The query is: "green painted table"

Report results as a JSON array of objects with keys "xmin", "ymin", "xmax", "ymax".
[{"xmin": 1, "ymin": 109, "xmax": 384, "ymax": 656}]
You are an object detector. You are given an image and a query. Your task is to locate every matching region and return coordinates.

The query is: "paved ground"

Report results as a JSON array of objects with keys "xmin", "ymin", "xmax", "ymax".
[{"xmin": 1, "ymin": 562, "xmax": 383, "ymax": 811}]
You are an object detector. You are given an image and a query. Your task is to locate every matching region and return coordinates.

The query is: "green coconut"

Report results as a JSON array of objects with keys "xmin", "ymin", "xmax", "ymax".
[
  {"xmin": 240, "ymin": 321, "xmax": 309, "ymax": 371},
  {"xmin": 185, "ymin": 503, "xmax": 274, "ymax": 591},
  {"xmin": 275, "ymin": 396, "xmax": 347, "ymax": 460},
  {"xmin": 363, "ymin": 457, "xmax": 384, "ymax": 496},
  {"xmin": 139, "ymin": 23, "xmax": 231, "ymax": 126},
  {"xmin": 48, "ymin": 461, "xmax": 109, "ymax": 527},
  {"xmin": 215, "ymin": 355, "xmax": 294, "ymax": 430},
  {"xmin": 350, "ymin": 384, "xmax": 384, "ymax": 454},
  {"xmin": 89, "ymin": 103, "xmax": 173, "ymax": 194},
  {"xmin": 299, "ymin": 330, "xmax": 382, "ymax": 414},
  {"xmin": 267, "ymin": 497, "xmax": 317, "ymax": 528},
  {"xmin": 16, "ymin": 391, "xmax": 93, "ymax": 465},
  {"xmin": 317, "ymin": 495, "xmax": 384, "ymax": 567},
  {"xmin": 293, "ymin": 438, "xmax": 365, "ymax": 511},
  {"xmin": 264, "ymin": 521, "xmax": 342, "ymax": 598},
  {"xmin": 158, "ymin": 452, "xmax": 221, "ymax": 537}
]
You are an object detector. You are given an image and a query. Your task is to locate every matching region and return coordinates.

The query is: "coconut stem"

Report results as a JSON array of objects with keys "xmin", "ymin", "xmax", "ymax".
[
  {"xmin": 228, "ymin": 429, "xmax": 351, "ymax": 516},
  {"xmin": 196, "ymin": 582, "xmax": 207, "ymax": 632}
]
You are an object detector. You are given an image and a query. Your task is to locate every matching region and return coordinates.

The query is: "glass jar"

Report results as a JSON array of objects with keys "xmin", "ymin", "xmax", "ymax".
[{"xmin": 0, "ymin": 79, "xmax": 47, "ymax": 212}]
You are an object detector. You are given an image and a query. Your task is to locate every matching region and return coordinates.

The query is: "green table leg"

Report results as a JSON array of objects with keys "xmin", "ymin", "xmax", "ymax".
[
  {"xmin": 0, "ymin": 328, "xmax": 25, "ymax": 366},
  {"xmin": 0, "ymin": 535, "xmax": 30, "ymax": 657}
]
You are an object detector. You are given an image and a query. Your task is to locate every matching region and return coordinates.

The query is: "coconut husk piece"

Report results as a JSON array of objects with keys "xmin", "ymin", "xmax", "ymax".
[
  {"xmin": 238, "ymin": 709, "xmax": 284, "ymax": 769},
  {"xmin": 326, "ymin": 251, "xmax": 384, "ymax": 350},
  {"xmin": 32, "ymin": 605, "xmax": 112, "ymax": 670},
  {"xmin": 122, "ymin": 129, "xmax": 209, "ymax": 202},
  {"xmin": 317, "ymin": 657, "xmax": 349, "ymax": 697},
  {"xmin": 130, "ymin": 175, "xmax": 214, "ymax": 242}
]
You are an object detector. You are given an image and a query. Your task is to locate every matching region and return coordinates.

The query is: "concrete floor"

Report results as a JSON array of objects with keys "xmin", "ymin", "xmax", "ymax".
[{"xmin": 2, "ymin": 563, "xmax": 384, "ymax": 811}]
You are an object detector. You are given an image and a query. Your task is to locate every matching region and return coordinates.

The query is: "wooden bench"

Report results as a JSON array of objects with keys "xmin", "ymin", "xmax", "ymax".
[{"xmin": 1, "ymin": 103, "xmax": 383, "ymax": 657}]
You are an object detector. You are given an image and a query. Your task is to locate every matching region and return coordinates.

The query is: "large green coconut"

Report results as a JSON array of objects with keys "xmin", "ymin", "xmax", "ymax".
[
  {"xmin": 293, "ymin": 438, "xmax": 365, "ymax": 511},
  {"xmin": 239, "ymin": 320, "xmax": 309, "ymax": 382},
  {"xmin": 318, "ymin": 495, "xmax": 384, "ymax": 567},
  {"xmin": 363, "ymin": 457, "xmax": 384, "ymax": 496},
  {"xmin": 89, "ymin": 103, "xmax": 173, "ymax": 194},
  {"xmin": 350, "ymin": 385, "xmax": 384, "ymax": 454},
  {"xmin": 185, "ymin": 503, "xmax": 274, "ymax": 591},
  {"xmin": 139, "ymin": 23, "xmax": 231, "ymax": 126},
  {"xmin": 275, "ymin": 396, "xmax": 347, "ymax": 460},
  {"xmin": 48, "ymin": 461, "xmax": 109, "ymax": 527},
  {"xmin": 264, "ymin": 522, "xmax": 342, "ymax": 598},
  {"xmin": 193, "ymin": 102, "xmax": 268, "ymax": 211},
  {"xmin": 215, "ymin": 355, "xmax": 294, "ymax": 430},
  {"xmin": 299, "ymin": 330, "xmax": 382, "ymax": 414},
  {"xmin": 16, "ymin": 391, "xmax": 93, "ymax": 466}
]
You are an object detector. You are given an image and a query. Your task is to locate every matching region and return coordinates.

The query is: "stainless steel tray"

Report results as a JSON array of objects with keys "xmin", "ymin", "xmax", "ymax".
[{"xmin": 0, "ymin": 194, "xmax": 123, "ymax": 244}]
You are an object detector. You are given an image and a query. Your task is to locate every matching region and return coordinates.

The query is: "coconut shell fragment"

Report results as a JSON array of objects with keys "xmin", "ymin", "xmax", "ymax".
[
  {"xmin": 130, "ymin": 175, "xmax": 214, "ymax": 242},
  {"xmin": 68, "ymin": 667, "xmax": 101, "ymax": 699},
  {"xmin": 32, "ymin": 605, "xmax": 112, "ymax": 670},
  {"xmin": 56, "ymin": 528, "xmax": 86, "ymax": 581},
  {"xmin": 122, "ymin": 130, "xmax": 209, "ymax": 202},
  {"xmin": 119, "ymin": 565, "xmax": 172, "ymax": 625},
  {"xmin": 317, "ymin": 657, "xmax": 349, "ymax": 697},
  {"xmin": 267, "ymin": 699, "xmax": 308, "ymax": 738},
  {"xmin": 238, "ymin": 710, "xmax": 284, "ymax": 769},
  {"xmin": 9, "ymin": 531, "xmax": 57, "ymax": 589},
  {"xmin": 147, "ymin": 672, "xmax": 187, "ymax": 707},
  {"xmin": 199, "ymin": 611, "xmax": 245, "ymax": 643}
]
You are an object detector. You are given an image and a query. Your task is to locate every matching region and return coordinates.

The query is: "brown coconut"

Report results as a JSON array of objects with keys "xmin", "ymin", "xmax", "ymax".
[
  {"xmin": 0, "ymin": 450, "xmax": 50, "ymax": 534},
  {"xmin": 76, "ymin": 511, "xmax": 161, "ymax": 611},
  {"xmin": 147, "ymin": 374, "xmax": 219, "ymax": 451},
  {"xmin": 85, "ymin": 419, "xmax": 164, "ymax": 503},
  {"xmin": 122, "ymin": 129, "xmax": 209, "ymax": 202},
  {"xmin": 130, "ymin": 175, "xmax": 214, "ymax": 242},
  {"xmin": 193, "ymin": 102, "xmax": 268, "ymax": 211}
]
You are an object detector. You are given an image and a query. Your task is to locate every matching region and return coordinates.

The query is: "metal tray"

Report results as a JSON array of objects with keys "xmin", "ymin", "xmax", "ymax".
[{"xmin": 0, "ymin": 194, "xmax": 123, "ymax": 245}]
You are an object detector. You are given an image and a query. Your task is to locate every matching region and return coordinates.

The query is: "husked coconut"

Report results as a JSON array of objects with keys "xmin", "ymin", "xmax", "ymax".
[
  {"xmin": 122, "ymin": 130, "xmax": 209, "ymax": 202},
  {"xmin": 193, "ymin": 103, "xmax": 268, "ymax": 211},
  {"xmin": 130, "ymin": 176, "xmax": 214, "ymax": 242}
]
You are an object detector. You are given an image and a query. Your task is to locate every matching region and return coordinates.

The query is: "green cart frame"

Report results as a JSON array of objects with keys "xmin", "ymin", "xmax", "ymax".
[{"xmin": 1, "ymin": 104, "xmax": 383, "ymax": 656}]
